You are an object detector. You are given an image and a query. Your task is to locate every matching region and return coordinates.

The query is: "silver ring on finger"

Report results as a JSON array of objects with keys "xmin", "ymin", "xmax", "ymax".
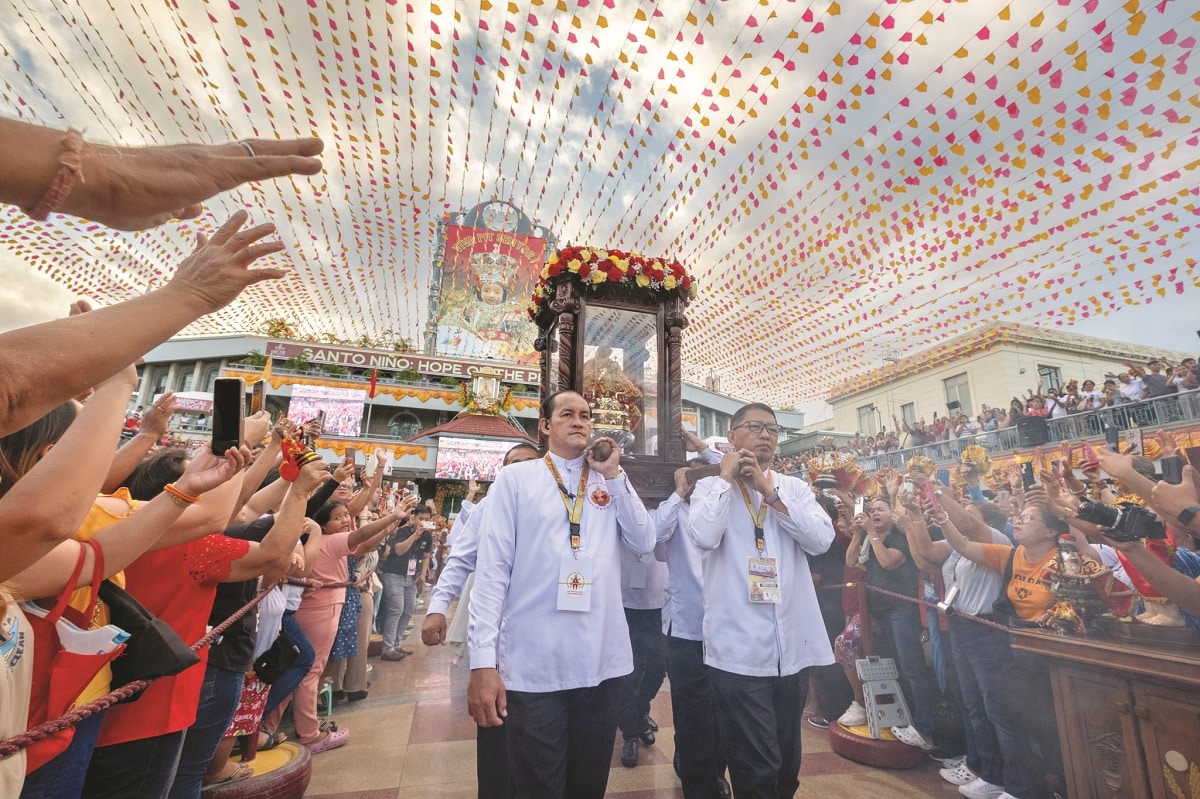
[{"xmin": 238, "ymin": 140, "xmax": 256, "ymax": 157}]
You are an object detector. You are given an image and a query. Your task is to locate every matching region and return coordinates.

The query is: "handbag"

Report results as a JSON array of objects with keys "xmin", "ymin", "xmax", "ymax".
[
  {"xmin": 23, "ymin": 540, "xmax": 128, "ymax": 772},
  {"xmin": 99, "ymin": 580, "xmax": 200, "ymax": 694},
  {"xmin": 252, "ymin": 633, "xmax": 299, "ymax": 685}
]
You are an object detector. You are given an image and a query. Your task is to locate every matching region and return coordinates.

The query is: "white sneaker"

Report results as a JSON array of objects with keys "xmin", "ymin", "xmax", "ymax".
[
  {"xmin": 958, "ymin": 777, "xmax": 1005, "ymax": 799},
  {"xmin": 997, "ymin": 794, "xmax": 1021, "ymax": 799},
  {"xmin": 940, "ymin": 761, "xmax": 978, "ymax": 786},
  {"xmin": 837, "ymin": 701, "xmax": 867, "ymax": 727},
  {"xmin": 890, "ymin": 725, "xmax": 934, "ymax": 751}
]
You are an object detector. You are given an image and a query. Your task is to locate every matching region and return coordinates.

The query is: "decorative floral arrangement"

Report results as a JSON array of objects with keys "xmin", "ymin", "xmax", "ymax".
[
  {"xmin": 527, "ymin": 245, "xmax": 695, "ymax": 320},
  {"xmin": 457, "ymin": 382, "xmax": 514, "ymax": 416},
  {"xmin": 806, "ymin": 451, "xmax": 881, "ymax": 498}
]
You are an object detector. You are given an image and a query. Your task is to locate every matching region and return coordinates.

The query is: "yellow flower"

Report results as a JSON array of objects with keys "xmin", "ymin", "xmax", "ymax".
[
  {"xmin": 663, "ymin": 275, "xmax": 677, "ymax": 290},
  {"xmin": 635, "ymin": 274, "xmax": 651, "ymax": 287},
  {"xmin": 580, "ymin": 249, "xmax": 593, "ymax": 261},
  {"xmin": 541, "ymin": 266, "xmax": 551, "ymax": 279},
  {"xmin": 548, "ymin": 253, "xmax": 559, "ymax": 265},
  {"xmin": 591, "ymin": 270, "xmax": 608, "ymax": 283},
  {"xmin": 567, "ymin": 259, "xmax": 582, "ymax": 273},
  {"xmin": 613, "ymin": 257, "xmax": 629, "ymax": 272}
]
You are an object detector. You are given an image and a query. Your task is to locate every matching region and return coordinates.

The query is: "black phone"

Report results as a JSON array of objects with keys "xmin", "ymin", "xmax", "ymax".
[
  {"xmin": 1104, "ymin": 425, "xmax": 1121, "ymax": 453},
  {"xmin": 1160, "ymin": 455, "xmax": 1184, "ymax": 485},
  {"xmin": 249, "ymin": 380, "xmax": 265, "ymax": 416},
  {"xmin": 210, "ymin": 377, "xmax": 245, "ymax": 455},
  {"xmin": 1020, "ymin": 461, "xmax": 1037, "ymax": 490},
  {"xmin": 1184, "ymin": 446, "xmax": 1200, "ymax": 474}
]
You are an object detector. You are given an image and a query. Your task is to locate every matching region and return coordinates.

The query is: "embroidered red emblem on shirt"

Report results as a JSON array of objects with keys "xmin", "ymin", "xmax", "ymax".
[{"xmin": 589, "ymin": 487, "xmax": 611, "ymax": 508}]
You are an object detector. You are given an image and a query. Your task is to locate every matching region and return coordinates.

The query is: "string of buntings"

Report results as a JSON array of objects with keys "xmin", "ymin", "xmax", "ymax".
[{"xmin": 1, "ymin": 0, "xmax": 1197, "ymax": 405}]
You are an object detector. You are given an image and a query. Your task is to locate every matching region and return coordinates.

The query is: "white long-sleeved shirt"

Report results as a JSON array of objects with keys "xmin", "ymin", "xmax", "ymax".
[
  {"xmin": 620, "ymin": 540, "xmax": 669, "ymax": 610},
  {"xmin": 429, "ymin": 498, "xmax": 484, "ymax": 616},
  {"xmin": 468, "ymin": 453, "xmax": 655, "ymax": 691},
  {"xmin": 686, "ymin": 471, "xmax": 835, "ymax": 677},
  {"xmin": 654, "ymin": 494, "xmax": 705, "ymax": 640}
]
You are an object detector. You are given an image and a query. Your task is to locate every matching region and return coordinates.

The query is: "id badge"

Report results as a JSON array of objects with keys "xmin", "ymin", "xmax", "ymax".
[
  {"xmin": 628, "ymin": 558, "xmax": 648, "ymax": 589},
  {"xmin": 748, "ymin": 556, "xmax": 781, "ymax": 604},
  {"xmin": 406, "ymin": 559, "xmax": 417, "ymax": 577},
  {"xmin": 557, "ymin": 554, "xmax": 593, "ymax": 612}
]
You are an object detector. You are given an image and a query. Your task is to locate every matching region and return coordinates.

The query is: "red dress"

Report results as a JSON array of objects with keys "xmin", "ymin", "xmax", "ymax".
[{"xmin": 96, "ymin": 534, "xmax": 250, "ymax": 746}]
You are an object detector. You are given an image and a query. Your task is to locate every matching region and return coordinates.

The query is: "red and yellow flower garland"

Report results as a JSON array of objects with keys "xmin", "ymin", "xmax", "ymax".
[{"xmin": 528, "ymin": 245, "xmax": 695, "ymax": 320}]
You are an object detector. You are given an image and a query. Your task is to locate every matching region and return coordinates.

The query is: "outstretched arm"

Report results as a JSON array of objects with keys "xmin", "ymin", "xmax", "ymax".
[{"xmin": 0, "ymin": 212, "xmax": 287, "ymax": 437}]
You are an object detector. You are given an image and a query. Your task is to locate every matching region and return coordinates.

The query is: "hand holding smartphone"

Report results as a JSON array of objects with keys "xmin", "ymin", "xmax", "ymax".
[
  {"xmin": 249, "ymin": 380, "xmax": 265, "ymax": 416},
  {"xmin": 1020, "ymin": 461, "xmax": 1037, "ymax": 490},
  {"xmin": 210, "ymin": 377, "xmax": 245, "ymax": 455}
]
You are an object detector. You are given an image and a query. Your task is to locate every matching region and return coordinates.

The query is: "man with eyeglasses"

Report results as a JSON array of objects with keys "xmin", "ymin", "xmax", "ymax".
[{"xmin": 687, "ymin": 402, "xmax": 835, "ymax": 799}]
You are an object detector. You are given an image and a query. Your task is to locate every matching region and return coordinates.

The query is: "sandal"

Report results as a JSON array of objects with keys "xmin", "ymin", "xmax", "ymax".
[
  {"xmin": 259, "ymin": 729, "xmax": 287, "ymax": 751},
  {"xmin": 207, "ymin": 762, "xmax": 254, "ymax": 785},
  {"xmin": 306, "ymin": 727, "xmax": 350, "ymax": 753}
]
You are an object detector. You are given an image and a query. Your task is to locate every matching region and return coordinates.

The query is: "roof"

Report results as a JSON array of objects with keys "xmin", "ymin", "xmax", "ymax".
[
  {"xmin": 828, "ymin": 322, "xmax": 1194, "ymax": 400},
  {"xmin": 406, "ymin": 414, "xmax": 535, "ymax": 445}
]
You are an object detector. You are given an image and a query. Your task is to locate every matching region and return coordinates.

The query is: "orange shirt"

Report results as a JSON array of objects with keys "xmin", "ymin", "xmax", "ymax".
[{"xmin": 981, "ymin": 543, "xmax": 1056, "ymax": 623}]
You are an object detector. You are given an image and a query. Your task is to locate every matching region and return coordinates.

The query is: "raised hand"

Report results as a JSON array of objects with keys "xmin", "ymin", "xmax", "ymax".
[{"xmin": 167, "ymin": 211, "xmax": 288, "ymax": 315}]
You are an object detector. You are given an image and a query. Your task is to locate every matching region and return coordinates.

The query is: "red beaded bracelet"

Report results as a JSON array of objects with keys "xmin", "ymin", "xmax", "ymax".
[{"xmin": 26, "ymin": 128, "xmax": 85, "ymax": 221}]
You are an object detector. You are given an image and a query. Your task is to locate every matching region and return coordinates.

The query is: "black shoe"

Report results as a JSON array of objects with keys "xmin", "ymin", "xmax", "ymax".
[
  {"xmin": 716, "ymin": 775, "xmax": 732, "ymax": 798},
  {"xmin": 638, "ymin": 728, "xmax": 656, "ymax": 746},
  {"xmin": 643, "ymin": 714, "xmax": 658, "ymax": 732},
  {"xmin": 331, "ymin": 690, "xmax": 347, "ymax": 703},
  {"xmin": 346, "ymin": 690, "xmax": 368, "ymax": 702},
  {"xmin": 807, "ymin": 715, "xmax": 831, "ymax": 730},
  {"xmin": 621, "ymin": 737, "xmax": 639, "ymax": 768}
]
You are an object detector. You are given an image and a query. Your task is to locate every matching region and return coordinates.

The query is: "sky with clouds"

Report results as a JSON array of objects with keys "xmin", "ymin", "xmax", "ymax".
[{"xmin": 1, "ymin": 0, "xmax": 1197, "ymax": 409}]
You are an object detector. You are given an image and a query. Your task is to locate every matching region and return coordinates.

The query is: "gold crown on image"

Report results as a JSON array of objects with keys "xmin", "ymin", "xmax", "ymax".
[{"xmin": 470, "ymin": 246, "xmax": 517, "ymax": 286}]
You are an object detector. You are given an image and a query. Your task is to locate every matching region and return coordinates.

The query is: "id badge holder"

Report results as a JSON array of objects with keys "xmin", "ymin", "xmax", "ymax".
[
  {"xmin": 557, "ymin": 554, "xmax": 593, "ymax": 612},
  {"xmin": 628, "ymin": 558, "xmax": 648, "ymax": 589},
  {"xmin": 407, "ymin": 559, "xmax": 417, "ymax": 577},
  {"xmin": 747, "ymin": 556, "xmax": 781, "ymax": 604}
]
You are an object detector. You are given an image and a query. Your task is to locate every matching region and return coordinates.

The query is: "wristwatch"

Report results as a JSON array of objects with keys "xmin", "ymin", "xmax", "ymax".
[
  {"xmin": 763, "ymin": 489, "xmax": 780, "ymax": 505},
  {"xmin": 1177, "ymin": 505, "xmax": 1200, "ymax": 527}
]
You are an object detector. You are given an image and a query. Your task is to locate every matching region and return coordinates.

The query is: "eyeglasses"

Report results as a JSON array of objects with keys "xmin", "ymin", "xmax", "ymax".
[{"xmin": 732, "ymin": 421, "xmax": 782, "ymax": 436}]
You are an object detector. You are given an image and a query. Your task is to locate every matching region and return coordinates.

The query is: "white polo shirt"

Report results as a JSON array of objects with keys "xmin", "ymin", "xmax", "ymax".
[
  {"xmin": 687, "ymin": 471, "xmax": 835, "ymax": 677},
  {"xmin": 654, "ymin": 493, "xmax": 705, "ymax": 641},
  {"xmin": 428, "ymin": 498, "xmax": 483, "ymax": 617},
  {"xmin": 468, "ymin": 453, "xmax": 655, "ymax": 692}
]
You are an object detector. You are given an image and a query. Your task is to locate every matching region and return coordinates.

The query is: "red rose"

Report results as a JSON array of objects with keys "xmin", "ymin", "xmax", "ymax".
[
  {"xmin": 549, "ymin": 261, "xmax": 564, "ymax": 276},
  {"xmin": 607, "ymin": 266, "xmax": 623, "ymax": 281},
  {"xmin": 579, "ymin": 262, "xmax": 592, "ymax": 278}
]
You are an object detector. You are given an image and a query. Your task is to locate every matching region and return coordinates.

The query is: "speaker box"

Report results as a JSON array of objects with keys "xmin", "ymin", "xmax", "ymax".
[{"xmin": 1016, "ymin": 415, "xmax": 1049, "ymax": 447}]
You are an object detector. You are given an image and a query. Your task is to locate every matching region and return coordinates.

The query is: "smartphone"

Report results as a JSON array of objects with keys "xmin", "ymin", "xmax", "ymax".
[
  {"xmin": 1125, "ymin": 425, "xmax": 1143, "ymax": 455},
  {"xmin": 316, "ymin": 409, "xmax": 327, "ymax": 430},
  {"xmin": 1020, "ymin": 461, "xmax": 1037, "ymax": 490},
  {"xmin": 249, "ymin": 379, "xmax": 265, "ymax": 416},
  {"xmin": 921, "ymin": 481, "xmax": 939, "ymax": 508},
  {"xmin": 935, "ymin": 469, "xmax": 951, "ymax": 486},
  {"xmin": 1184, "ymin": 446, "xmax": 1200, "ymax": 474},
  {"xmin": 421, "ymin": 520, "xmax": 436, "ymax": 531},
  {"xmin": 1104, "ymin": 425, "xmax": 1121, "ymax": 453},
  {"xmin": 345, "ymin": 447, "xmax": 359, "ymax": 466},
  {"xmin": 1160, "ymin": 455, "xmax": 1184, "ymax": 485},
  {"xmin": 210, "ymin": 377, "xmax": 246, "ymax": 455},
  {"xmin": 854, "ymin": 496, "xmax": 865, "ymax": 516}
]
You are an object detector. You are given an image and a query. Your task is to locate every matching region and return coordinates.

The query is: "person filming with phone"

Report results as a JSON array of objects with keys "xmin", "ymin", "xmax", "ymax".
[{"xmin": 379, "ymin": 505, "xmax": 436, "ymax": 661}]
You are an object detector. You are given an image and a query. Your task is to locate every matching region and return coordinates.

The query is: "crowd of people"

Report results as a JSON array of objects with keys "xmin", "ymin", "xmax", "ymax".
[
  {"xmin": 4, "ymin": 119, "xmax": 1200, "ymax": 799},
  {"xmin": 783, "ymin": 357, "xmax": 1200, "ymax": 468}
]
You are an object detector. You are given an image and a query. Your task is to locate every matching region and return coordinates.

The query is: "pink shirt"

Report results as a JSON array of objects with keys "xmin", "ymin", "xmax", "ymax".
[{"xmin": 304, "ymin": 532, "xmax": 353, "ymax": 608}]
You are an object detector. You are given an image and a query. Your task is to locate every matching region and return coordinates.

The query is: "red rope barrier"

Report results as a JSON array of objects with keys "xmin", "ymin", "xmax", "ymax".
[{"xmin": 0, "ymin": 583, "xmax": 276, "ymax": 759}]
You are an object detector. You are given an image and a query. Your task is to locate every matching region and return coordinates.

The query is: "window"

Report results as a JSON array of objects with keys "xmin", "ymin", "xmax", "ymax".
[
  {"xmin": 943, "ymin": 373, "xmax": 972, "ymax": 416},
  {"xmin": 151, "ymin": 369, "xmax": 169, "ymax": 397},
  {"xmin": 176, "ymin": 372, "xmax": 194, "ymax": 393},
  {"xmin": 1037, "ymin": 364, "xmax": 1062, "ymax": 392},
  {"xmin": 857, "ymin": 404, "xmax": 879, "ymax": 435},
  {"xmin": 202, "ymin": 366, "xmax": 220, "ymax": 391},
  {"xmin": 900, "ymin": 403, "xmax": 916, "ymax": 426},
  {"xmin": 386, "ymin": 412, "xmax": 421, "ymax": 439}
]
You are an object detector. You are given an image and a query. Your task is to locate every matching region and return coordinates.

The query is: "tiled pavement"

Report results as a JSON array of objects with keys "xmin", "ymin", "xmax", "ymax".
[{"xmin": 284, "ymin": 605, "xmax": 955, "ymax": 798}]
